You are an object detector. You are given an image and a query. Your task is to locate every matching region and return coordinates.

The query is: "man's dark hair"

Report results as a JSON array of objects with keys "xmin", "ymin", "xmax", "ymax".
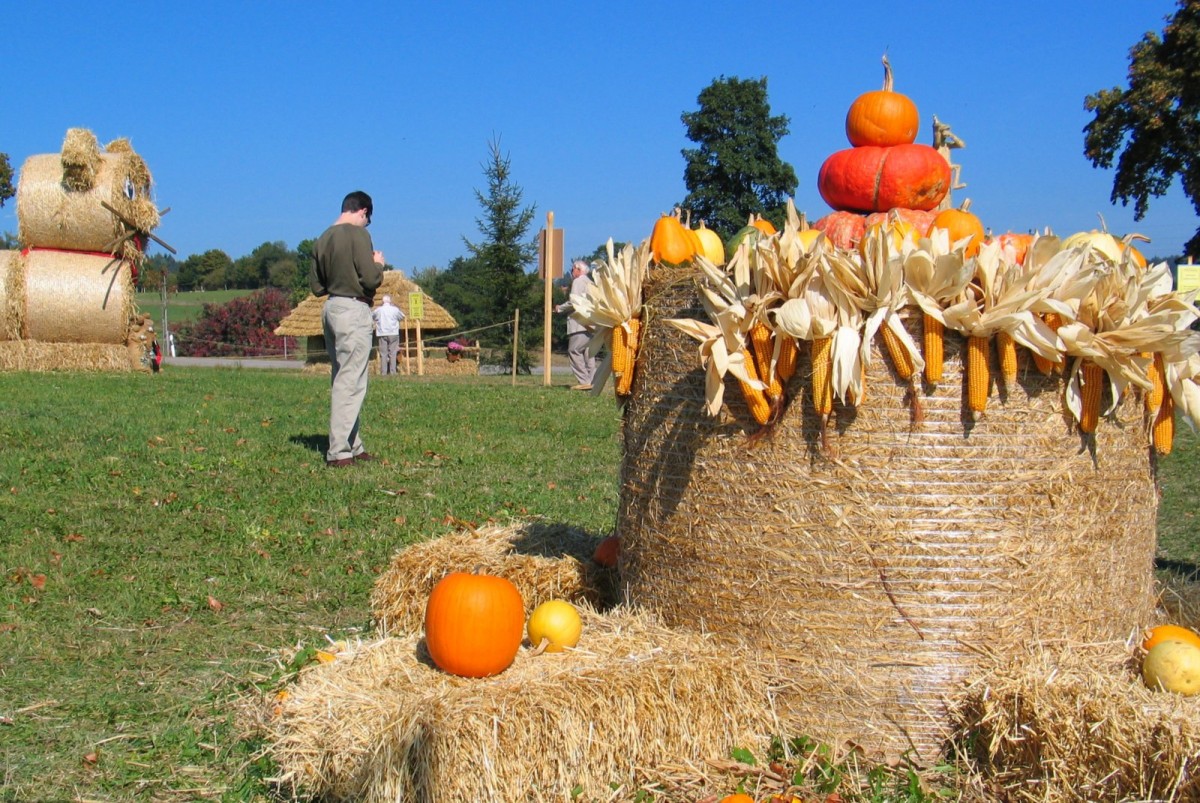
[{"xmin": 341, "ymin": 190, "xmax": 373, "ymax": 217}]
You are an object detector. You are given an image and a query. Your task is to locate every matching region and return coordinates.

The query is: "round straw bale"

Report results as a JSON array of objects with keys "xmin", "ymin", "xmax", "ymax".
[
  {"xmin": 370, "ymin": 521, "xmax": 617, "ymax": 634},
  {"xmin": 0, "ymin": 250, "xmax": 21, "ymax": 340},
  {"xmin": 0, "ymin": 341, "xmax": 141, "ymax": 373},
  {"xmin": 21, "ymin": 250, "xmax": 136, "ymax": 344},
  {"xmin": 952, "ymin": 641, "xmax": 1200, "ymax": 802},
  {"xmin": 256, "ymin": 607, "xmax": 775, "ymax": 802},
  {"xmin": 17, "ymin": 150, "xmax": 157, "ymax": 253},
  {"xmin": 617, "ymin": 267, "xmax": 1159, "ymax": 763}
]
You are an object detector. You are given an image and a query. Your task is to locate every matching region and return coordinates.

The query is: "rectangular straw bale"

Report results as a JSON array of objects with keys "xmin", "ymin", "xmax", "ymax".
[
  {"xmin": 0, "ymin": 341, "xmax": 142, "ymax": 372},
  {"xmin": 953, "ymin": 641, "xmax": 1200, "ymax": 802},
  {"xmin": 370, "ymin": 521, "xmax": 617, "ymax": 635},
  {"xmin": 260, "ymin": 607, "xmax": 775, "ymax": 802}
]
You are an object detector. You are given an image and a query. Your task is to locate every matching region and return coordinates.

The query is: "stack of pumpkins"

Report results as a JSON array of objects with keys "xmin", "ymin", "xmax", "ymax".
[{"xmin": 813, "ymin": 57, "xmax": 961, "ymax": 251}]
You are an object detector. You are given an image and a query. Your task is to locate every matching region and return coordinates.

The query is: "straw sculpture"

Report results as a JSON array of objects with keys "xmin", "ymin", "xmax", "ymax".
[
  {"xmin": 22, "ymin": 250, "xmax": 136, "ymax": 344},
  {"xmin": 953, "ymin": 640, "xmax": 1200, "ymax": 801},
  {"xmin": 0, "ymin": 250, "xmax": 19, "ymax": 340},
  {"xmin": 255, "ymin": 607, "xmax": 775, "ymax": 802},
  {"xmin": 615, "ymin": 266, "xmax": 1159, "ymax": 762},
  {"xmin": 0, "ymin": 341, "xmax": 143, "ymax": 372},
  {"xmin": 370, "ymin": 521, "xmax": 617, "ymax": 634},
  {"xmin": 17, "ymin": 131, "xmax": 159, "ymax": 258}
]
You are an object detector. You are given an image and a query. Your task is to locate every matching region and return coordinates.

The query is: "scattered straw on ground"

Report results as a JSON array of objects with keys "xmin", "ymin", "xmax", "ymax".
[
  {"xmin": 952, "ymin": 639, "xmax": 1200, "ymax": 802},
  {"xmin": 250, "ymin": 606, "xmax": 775, "ymax": 802},
  {"xmin": 370, "ymin": 520, "xmax": 617, "ymax": 635}
]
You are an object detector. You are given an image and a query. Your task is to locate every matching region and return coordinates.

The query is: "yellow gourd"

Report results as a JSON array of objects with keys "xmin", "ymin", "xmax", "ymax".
[{"xmin": 527, "ymin": 600, "xmax": 582, "ymax": 653}]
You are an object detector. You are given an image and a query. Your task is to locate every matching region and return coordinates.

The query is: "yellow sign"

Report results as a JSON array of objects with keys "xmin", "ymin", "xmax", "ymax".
[
  {"xmin": 408, "ymin": 291, "xmax": 424, "ymax": 320},
  {"xmin": 1177, "ymin": 263, "xmax": 1200, "ymax": 294}
]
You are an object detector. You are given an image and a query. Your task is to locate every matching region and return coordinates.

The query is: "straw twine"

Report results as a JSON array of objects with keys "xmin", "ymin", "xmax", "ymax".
[
  {"xmin": 0, "ymin": 251, "xmax": 19, "ymax": 341},
  {"xmin": 17, "ymin": 150, "xmax": 158, "ymax": 255},
  {"xmin": 370, "ymin": 521, "xmax": 617, "ymax": 635},
  {"xmin": 952, "ymin": 640, "xmax": 1199, "ymax": 801},
  {"xmin": 254, "ymin": 607, "xmax": 775, "ymax": 802},
  {"xmin": 22, "ymin": 250, "xmax": 136, "ymax": 344},
  {"xmin": 617, "ymin": 267, "xmax": 1159, "ymax": 763}
]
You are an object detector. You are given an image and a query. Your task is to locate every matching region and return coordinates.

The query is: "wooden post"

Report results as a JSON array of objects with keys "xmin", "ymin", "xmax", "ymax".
[
  {"xmin": 543, "ymin": 212, "xmax": 554, "ymax": 387},
  {"xmin": 416, "ymin": 319, "xmax": 424, "ymax": 376},
  {"xmin": 512, "ymin": 308, "xmax": 520, "ymax": 386},
  {"xmin": 403, "ymin": 325, "xmax": 411, "ymax": 374}
]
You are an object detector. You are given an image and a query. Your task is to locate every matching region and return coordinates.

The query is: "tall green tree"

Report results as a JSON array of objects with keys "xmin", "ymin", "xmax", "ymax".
[
  {"xmin": 462, "ymin": 137, "xmax": 538, "ymax": 343},
  {"xmin": 178, "ymin": 249, "xmax": 233, "ymax": 290},
  {"xmin": 1084, "ymin": 0, "xmax": 1200, "ymax": 257},
  {"xmin": 0, "ymin": 153, "xmax": 13, "ymax": 208},
  {"xmin": 679, "ymin": 76, "xmax": 798, "ymax": 238}
]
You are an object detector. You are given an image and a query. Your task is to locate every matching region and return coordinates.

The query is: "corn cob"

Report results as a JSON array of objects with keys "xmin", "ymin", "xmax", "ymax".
[
  {"xmin": 1079, "ymin": 360, "xmax": 1104, "ymax": 434},
  {"xmin": 613, "ymin": 318, "xmax": 641, "ymax": 396},
  {"xmin": 996, "ymin": 331, "xmax": 1018, "ymax": 382},
  {"xmin": 923, "ymin": 313, "xmax": 944, "ymax": 384},
  {"xmin": 777, "ymin": 336, "xmax": 799, "ymax": 384},
  {"xmin": 1032, "ymin": 312, "xmax": 1064, "ymax": 374},
  {"xmin": 749, "ymin": 321, "xmax": 783, "ymax": 399},
  {"xmin": 1145, "ymin": 352, "xmax": 1164, "ymax": 417},
  {"xmin": 881, "ymin": 325, "xmax": 916, "ymax": 381},
  {"xmin": 966, "ymin": 336, "xmax": 990, "ymax": 416},
  {"xmin": 812, "ymin": 336, "xmax": 833, "ymax": 417},
  {"xmin": 1153, "ymin": 390, "xmax": 1175, "ymax": 455},
  {"xmin": 738, "ymin": 347, "xmax": 772, "ymax": 425}
]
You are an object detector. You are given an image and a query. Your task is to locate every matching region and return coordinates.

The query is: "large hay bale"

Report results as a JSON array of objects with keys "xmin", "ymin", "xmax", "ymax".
[
  {"xmin": 257, "ymin": 607, "xmax": 775, "ymax": 802},
  {"xmin": 17, "ymin": 140, "xmax": 158, "ymax": 254},
  {"xmin": 954, "ymin": 641, "xmax": 1200, "ymax": 801},
  {"xmin": 370, "ymin": 521, "xmax": 617, "ymax": 634},
  {"xmin": 22, "ymin": 249, "xmax": 136, "ymax": 344},
  {"xmin": 0, "ymin": 250, "xmax": 20, "ymax": 340},
  {"xmin": 617, "ymin": 268, "xmax": 1158, "ymax": 762},
  {"xmin": 0, "ymin": 340, "xmax": 144, "ymax": 372}
]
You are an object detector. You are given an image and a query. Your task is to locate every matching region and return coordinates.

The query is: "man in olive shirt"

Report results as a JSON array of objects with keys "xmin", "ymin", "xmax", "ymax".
[{"xmin": 310, "ymin": 190, "xmax": 385, "ymax": 468}]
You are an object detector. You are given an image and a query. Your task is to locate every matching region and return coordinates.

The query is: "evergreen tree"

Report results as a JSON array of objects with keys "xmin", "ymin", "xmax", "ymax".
[
  {"xmin": 1084, "ymin": 0, "xmax": 1200, "ymax": 256},
  {"xmin": 679, "ymin": 76, "xmax": 798, "ymax": 238},
  {"xmin": 0, "ymin": 153, "xmax": 13, "ymax": 208},
  {"xmin": 462, "ymin": 137, "xmax": 538, "ymax": 346}
]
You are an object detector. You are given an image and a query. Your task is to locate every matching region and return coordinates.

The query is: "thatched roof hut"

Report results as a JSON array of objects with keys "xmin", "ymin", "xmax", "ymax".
[{"xmin": 275, "ymin": 271, "xmax": 462, "ymax": 368}]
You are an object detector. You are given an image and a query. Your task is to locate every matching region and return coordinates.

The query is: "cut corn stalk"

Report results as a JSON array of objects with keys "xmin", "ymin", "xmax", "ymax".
[
  {"xmin": 749, "ymin": 321, "xmax": 783, "ymax": 399},
  {"xmin": 1145, "ymin": 352, "xmax": 1164, "ymax": 417},
  {"xmin": 1079, "ymin": 360, "xmax": 1104, "ymax": 434},
  {"xmin": 996, "ymin": 331, "xmax": 1018, "ymax": 382},
  {"xmin": 738, "ymin": 347, "xmax": 773, "ymax": 425},
  {"xmin": 923, "ymin": 313, "xmax": 944, "ymax": 384},
  {"xmin": 1153, "ymin": 390, "xmax": 1175, "ymax": 455},
  {"xmin": 1032, "ymin": 312, "xmax": 1065, "ymax": 374},
  {"xmin": 966, "ymin": 336, "xmax": 990, "ymax": 417},
  {"xmin": 613, "ymin": 318, "xmax": 641, "ymax": 396}
]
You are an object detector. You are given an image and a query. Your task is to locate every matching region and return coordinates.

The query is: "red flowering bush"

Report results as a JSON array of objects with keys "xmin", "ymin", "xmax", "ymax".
[{"xmin": 174, "ymin": 288, "xmax": 297, "ymax": 357}]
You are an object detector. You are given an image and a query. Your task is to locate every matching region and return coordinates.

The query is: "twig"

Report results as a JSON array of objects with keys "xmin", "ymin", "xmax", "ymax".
[
  {"xmin": 872, "ymin": 557, "xmax": 925, "ymax": 640},
  {"xmin": 99, "ymin": 199, "xmax": 177, "ymax": 254}
]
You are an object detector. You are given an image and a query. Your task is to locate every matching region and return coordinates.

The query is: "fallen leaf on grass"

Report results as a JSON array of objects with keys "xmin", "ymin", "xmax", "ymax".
[
  {"xmin": 29, "ymin": 575, "xmax": 46, "ymax": 591},
  {"xmin": 315, "ymin": 650, "xmax": 336, "ymax": 664},
  {"xmin": 0, "ymin": 624, "xmax": 18, "ymax": 634},
  {"xmin": 82, "ymin": 751, "xmax": 99, "ymax": 765},
  {"xmin": 64, "ymin": 533, "xmax": 85, "ymax": 543},
  {"xmin": 207, "ymin": 596, "xmax": 223, "ymax": 612}
]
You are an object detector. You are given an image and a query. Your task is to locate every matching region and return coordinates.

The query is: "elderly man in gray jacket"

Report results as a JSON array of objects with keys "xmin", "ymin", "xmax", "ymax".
[{"xmin": 555, "ymin": 260, "xmax": 597, "ymax": 390}]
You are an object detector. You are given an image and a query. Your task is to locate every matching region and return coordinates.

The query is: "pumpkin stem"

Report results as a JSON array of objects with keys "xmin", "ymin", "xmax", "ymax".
[
  {"xmin": 881, "ymin": 54, "xmax": 895, "ymax": 92},
  {"xmin": 530, "ymin": 636, "xmax": 550, "ymax": 657},
  {"xmin": 959, "ymin": 198, "xmax": 973, "ymax": 213}
]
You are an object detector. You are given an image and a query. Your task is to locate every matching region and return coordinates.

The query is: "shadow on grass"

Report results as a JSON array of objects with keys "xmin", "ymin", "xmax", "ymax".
[
  {"xmin": 1156, "ymin": 556, "xmax": 1200, "ymax": 580},
  {"xmin": 289, "ymin": 433, "xmax": 328, "ymax": 455}
]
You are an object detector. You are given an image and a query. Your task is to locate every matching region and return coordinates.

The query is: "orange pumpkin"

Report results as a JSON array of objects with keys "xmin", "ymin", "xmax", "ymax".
[
  {"xmin": 650, "ymin": 213, "xmax": 694, "ymax": 265},
  {"xmin": 750, "ymin": 214, "xmax": 777, "ymax": 236},
  {"xmin": 864, "ymin": 208, "xmax": 937, "ymax": 238},
  {"xmin": 592, "ymin": 535, "xmax": 620, "ymax": 568},
  {"xmin": 818, "ymin": 144, "xmax": 951, "ymax": 213},
  {"xmin": 719, "ymin": 795, "xmax": 756, "ymax": 803},
  {"xmin": 424, "ymin": 571, "xmax": 525, "ymax": 678},
  {"xmin": 931, "ymin": 200, "xmax": 985, "ymax": 257},
  {"xmin": 992, "ymin": 232, "xmax": 1034, "ymax": 265},
  {"xmin": 1143, "ymin": 623, "xmax": 1200, "ymax": 652},
  {"xmin": 813, "ymin": 210, "xmax": 866, "ymax": 250},
  {"xmin": 846, "ymin": 55, "xmax": 919, "ymax": 147}
]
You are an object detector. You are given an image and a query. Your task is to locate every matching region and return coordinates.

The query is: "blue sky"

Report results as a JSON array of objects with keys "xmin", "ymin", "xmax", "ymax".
[{"xmin": 4, "ymin": 1, "xmax": 1195, "ymax": 273}]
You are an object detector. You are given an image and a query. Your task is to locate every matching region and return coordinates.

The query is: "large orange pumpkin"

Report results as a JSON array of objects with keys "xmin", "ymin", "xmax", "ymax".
[
  {"xmin": 424, "ymin": 571, "xmax": 525, "ymax": 677},
  {"xmin": 818, "ymin": 144, "xmax": 950, "ymax": 213},
  {"xmin": 931, "ymin": 201, "xmax": 986, "ymax": 258},
  {"xmin": 650, "ymin": 213, "xmax": 694, "ymax": 265},
  {"xmin": 813, "ymin": 210, "xmax": 866, "ymax": 250},
  {"xmin": 846, "ymin": 55, "xmax": 919, "ymax": 147}
]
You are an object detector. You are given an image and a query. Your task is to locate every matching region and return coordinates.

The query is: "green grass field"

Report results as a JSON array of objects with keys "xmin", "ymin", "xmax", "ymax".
[
  {"xmin": 135, "ymin": 289, "xmax": 256, "ymax": 327},
  {"xmin": 0, "ymin": 368, "xmax": 1195, "ymax": 801}
]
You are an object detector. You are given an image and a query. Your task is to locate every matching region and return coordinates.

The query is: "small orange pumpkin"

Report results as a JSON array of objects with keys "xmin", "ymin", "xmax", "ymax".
[
  {"xmin": 1143, "ymin": 623, "xmax": 1200, "ymax": 652},
  {"xmin": 719, "ymin": 794, "xmax": 756, "ymax": 803},
  {"xmin": 592, "ymin": 535, "xmax": 620, "ymax": 568},
  {"xmin": 931, "ymin": 200, "xmax": 985, "ymax": 257},
  {"xmin": 424, "ymin": 571, "xmax": 525, "ymax": 678},
  {"xmin": 992, "ymin": 232, "xmax": 1034, "ymax": 265},
  {"xmin": 650, "ymin": 212, "xmax": 694, "ymax": 265},
  {"xmin": 750, "ymin": 214, "xmax": 777, "ymax": 236},
  {"xmin": 846, "ymin": 55, "xmax": 919, "ymax": 147}
]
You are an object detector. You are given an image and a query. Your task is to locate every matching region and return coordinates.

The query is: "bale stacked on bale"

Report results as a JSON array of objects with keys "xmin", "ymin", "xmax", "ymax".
[
  {"xmin": 255, "ymin": 607, "xmax": 775, "ymax": 803},
  {"xmin": 0, "ymin": 251, "xmax": 19, "ymax": 340},
  {"xmin": 953, "ymin": 641, "xmax": 1200, "ymax": 802},
  {"xmin": 370, "ymin": 521, "xmax": 617, "ymax": 634},
  {"xmin": 616, "ymin": 266, "xmax": 1158, "ymax": 762},
  {"xmin": 22, "ymin": 250, "xmax": 136, "ymax": 343}
]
